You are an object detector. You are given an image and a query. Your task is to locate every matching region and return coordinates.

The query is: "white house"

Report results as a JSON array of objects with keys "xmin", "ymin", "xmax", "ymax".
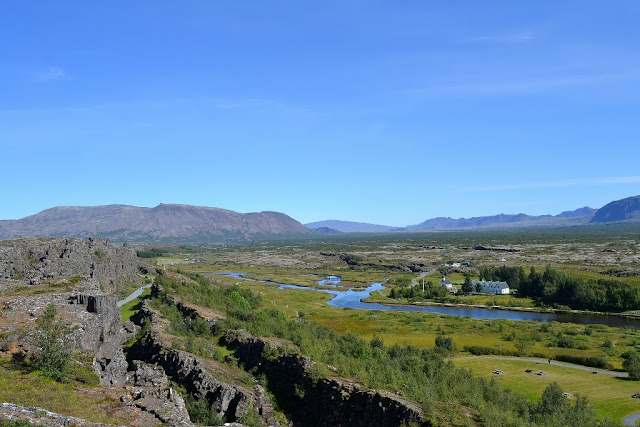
[
  {"xmin": 471, "ymin": 280, "xmax": 510, "ymax": 295},
  {"xmin": 439, "ymin": 276, "xmax": 457, "ymax": 293}
]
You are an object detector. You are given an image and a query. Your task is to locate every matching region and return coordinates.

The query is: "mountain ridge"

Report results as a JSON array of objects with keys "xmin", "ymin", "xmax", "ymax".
[
  {"xmin": 304, "ymin": 204, "xmax": 625, "ymax": 233},
  {"xmin": 590, "ymin": 196, "xmax": 640, "ymax": 223},
  {"xmin": 0, "ymin": 204, "xmax": 312, "ymax": 242}
]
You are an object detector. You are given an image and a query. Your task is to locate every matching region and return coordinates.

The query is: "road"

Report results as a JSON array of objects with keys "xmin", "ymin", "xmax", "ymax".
[
  {"xmin": 411, "ymin": 270, "xmax": 434, "ymax": 288},
  {"xmin": 117, "ymin": 278, "xmax": 153, "ymax": 308}
]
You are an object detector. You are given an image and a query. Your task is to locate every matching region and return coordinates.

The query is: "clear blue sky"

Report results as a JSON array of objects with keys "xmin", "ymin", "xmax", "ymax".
[{"xmin": 2, "ymin": 1, "xmax": 639, "ymax": 226}]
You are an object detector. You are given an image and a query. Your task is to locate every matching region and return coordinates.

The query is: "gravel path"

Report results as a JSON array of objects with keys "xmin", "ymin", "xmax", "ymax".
[
  {"xmin": 411, "ymin": 270, "xmax": 434, "ymax": 288},
  {"xmin": 117, "ymin": 281, "xmax": 153, "ymax": 307}
]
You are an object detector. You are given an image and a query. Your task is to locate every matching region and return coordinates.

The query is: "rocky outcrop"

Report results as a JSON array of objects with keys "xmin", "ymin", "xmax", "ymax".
[
  {"xmin": 82, "ymin": 294, "xmax": 129, "ymax": 385},
  {"xmin": 128, "ymin": 331, "xmax": 279, "ymax": 426},
  {"xmin": 224, "ymin": 329, "xmax": 426, "ymax": 427},
  {"xmin": 0, "ymin": 402, "xmax": 115, "ymax": 426},
  {"xmin": 117, "ymin": 361, "xmax": 192, "ymax": 426},
  {"xmin": 131, "ymin": 360, "xmax": 170, "ymax": 388},
  {"xmin": 121, "ymin": 386, "xmax": 191, "ymax": 426},
  {"xmin": 0, "ymin": 237, "xmax": 138, "ymax": 293},
  {"xmin": 0, "ymin": 292, "xmax": 128, "ymax": 386}
]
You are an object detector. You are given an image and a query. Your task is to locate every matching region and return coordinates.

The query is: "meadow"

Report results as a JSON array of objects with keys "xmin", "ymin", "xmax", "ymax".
[{"xmin": 133, "ymin": 226, "xmax": 640, "ymax": 423}]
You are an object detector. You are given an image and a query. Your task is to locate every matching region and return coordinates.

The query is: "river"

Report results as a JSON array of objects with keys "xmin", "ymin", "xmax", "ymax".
[{"xmin": 210, "ymin": 272, "xmax": 640, "ymax": 328}]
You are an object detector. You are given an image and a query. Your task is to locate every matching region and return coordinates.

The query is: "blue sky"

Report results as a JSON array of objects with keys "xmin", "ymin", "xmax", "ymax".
[{"xmin": 2, "ymin": 1, "xmax": 639, "ymax": 226}]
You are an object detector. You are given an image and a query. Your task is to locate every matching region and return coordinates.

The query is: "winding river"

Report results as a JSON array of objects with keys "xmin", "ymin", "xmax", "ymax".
[{"xmin": 211, "ymin": 272, "xmax": 640, "ymax": 328}]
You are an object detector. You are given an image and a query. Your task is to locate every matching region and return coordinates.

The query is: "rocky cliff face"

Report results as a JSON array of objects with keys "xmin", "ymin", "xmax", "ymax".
[
  {"xmin": 70, "ymin": 293, "xmax": 130, "ymax": 385},
  {"xmin": 128, "ymin": 330, "xmax": 279, "ymax": 426},
  {"xmin": 0, "ymin": 237, "xmax": 139, "ymax": 385},
  {"xmin": 224, "ymin": 329, "xmax": 426, "ymax": 427},
  {"xmin": 1, "ymin": 292, "xmax": 129, "ymax": 386},
  {"xmin": 0, "ymin": 237, "xmax": 138, "ymax": 293}
]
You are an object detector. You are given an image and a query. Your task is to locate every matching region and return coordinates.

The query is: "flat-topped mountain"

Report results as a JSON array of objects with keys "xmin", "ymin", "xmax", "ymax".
[
  {"xmin": 590, "ymin": 195, "xmax": 640, "ymax": 223},
  {"xmin": 0, "ymin": 204, "xmax": 312, "ymax": 242}
]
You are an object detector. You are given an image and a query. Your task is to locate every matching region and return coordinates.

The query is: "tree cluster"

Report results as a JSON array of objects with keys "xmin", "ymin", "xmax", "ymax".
[
  {"xmin": 485, "ymin": 266, "xmax": 640, "ymax": 312},
  {"xmin": 389, "ymin": 281, "xmax": 449, "ymax": 300}
]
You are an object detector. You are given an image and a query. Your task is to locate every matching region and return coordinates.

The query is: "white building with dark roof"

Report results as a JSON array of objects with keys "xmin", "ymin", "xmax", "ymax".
[
  {"xmin": 471, "ymin": 280, "xmax": 510, "ymax": 295},
  {"xmin": 439, "ymin": 276, "xmax": 457, "ymax": 293}
]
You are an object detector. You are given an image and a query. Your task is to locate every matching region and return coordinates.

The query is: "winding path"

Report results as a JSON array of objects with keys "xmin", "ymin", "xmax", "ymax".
[
  {"xmin": 410, "ymin": 270, "xmax": 434, "ymax": 288},
  {"xmin": 117, "ymin": 278, "xmax": 153, "ymax": 308}
]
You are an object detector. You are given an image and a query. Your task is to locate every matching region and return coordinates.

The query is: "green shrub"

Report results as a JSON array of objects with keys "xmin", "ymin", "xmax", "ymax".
[
  {"xmin": 184, "ymin": 393, "xmax": 223, "ymax": 425},
  {"xmin": 33, "ymin": 304, "xmax": 75, "ymax": 381},
  {"xmin": 554, "ymin": 354, "xmax": 611, "ymax": 369}
]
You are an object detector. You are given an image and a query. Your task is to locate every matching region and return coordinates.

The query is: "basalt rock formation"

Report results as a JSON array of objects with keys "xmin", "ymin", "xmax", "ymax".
[
  {"xmin": 224, "ymin": 329, "xmax": 427, "ymax": 427},
  {"xmin": 128, "ymin": 330, "xmax": 280, "ymax": 426},
  {"xmin": 0, "ymin": 403, "xmax": 114, "ymax": 427},
  {"xmin": 0, "ymin": 237, "xmax": 138, "ymax": 293},
  {"xmin": 0, "ymin": 238, "xmax": 138, "ymax": 386}
]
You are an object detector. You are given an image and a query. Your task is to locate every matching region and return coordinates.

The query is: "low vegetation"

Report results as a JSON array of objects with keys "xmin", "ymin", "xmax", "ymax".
[{"xmin": 148, "ymin": 272, "xmax": 619, "ymax": 425}]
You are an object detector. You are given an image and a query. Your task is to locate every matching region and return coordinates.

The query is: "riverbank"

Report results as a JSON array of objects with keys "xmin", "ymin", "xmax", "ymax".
[{"xmin": 364, "ymin": 289, "xmax": 640, "ymax": 322}]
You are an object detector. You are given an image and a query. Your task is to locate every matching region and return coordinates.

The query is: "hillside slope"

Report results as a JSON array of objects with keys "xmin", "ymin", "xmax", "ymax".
[
  {"xmin": 0, "ymin": 204, "xmax": 312, "ymax": 242},
  {"xmin": 590, "ymin": 195, "xmax": 640, "ymax": 223}
]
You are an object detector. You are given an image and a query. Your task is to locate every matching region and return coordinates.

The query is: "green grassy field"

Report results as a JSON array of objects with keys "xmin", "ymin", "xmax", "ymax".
[
  {"xmin": 0, "ymin": 357, "xmax": 124, "ymax": 424},
  {"xmin": 453, "ymin": 356, "xmax": 640, "ymax": 422}
]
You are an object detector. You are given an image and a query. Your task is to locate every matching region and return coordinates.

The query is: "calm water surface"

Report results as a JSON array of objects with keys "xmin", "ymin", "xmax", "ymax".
[{"xmin": 211, "ymin": 272, "xmax": 640, "ymax": 328}]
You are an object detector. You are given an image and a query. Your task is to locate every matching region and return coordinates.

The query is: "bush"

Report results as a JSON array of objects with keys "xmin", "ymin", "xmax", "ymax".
[
  {"xmin": 184, "ymin": 393, "xmax": 223, "ymax": 425},
  {"xmin": 554, "ymin": 354, "xmax": 611, "ymax": 369},
  {"xmin": 463, "ymin": 345, "xmax": 516, "ymax": 357},
  {"xmin": 33, "ymin": 304, "xmax": 75, "ymax": 381},
  {"xmin": 622, "ymin": 351, "xmax": 640, "ymax": 379},
  {"xmin": 435, "ymin": 335, "xmax": 457, "ymax": 355}
]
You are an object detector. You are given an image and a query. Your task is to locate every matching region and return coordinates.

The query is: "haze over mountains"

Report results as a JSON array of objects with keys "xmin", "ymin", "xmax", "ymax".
[
  {"xmin": 0, "ymin": 195, "xmax": 639, "ymax": 242},
  {"xmin": 307, "ymin": 195, "xmax": 640, "ymax": 233}
]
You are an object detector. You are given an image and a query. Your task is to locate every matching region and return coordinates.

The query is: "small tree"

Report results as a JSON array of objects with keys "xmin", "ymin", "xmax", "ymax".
[
  {"xmin": 33, "ymin": 304, "xmax": 75, "ymax": 381},
  {"xmin": 539, "ymin": 382, "xmax": 567, "ymax": 417},
  {"xmin": 461, "ymin": 276, "xmax": 473, "ymax": 294},
  {"xmin": 435, "ymin": 335, "xmax": 458, "ymax": 356},
  {"xmin": 623, "ymin": 351, "xmax": 640, "ymax": 379},
  {"xmin": 475, "ymin": 281, "xmax": 483, "ymax": 294}
]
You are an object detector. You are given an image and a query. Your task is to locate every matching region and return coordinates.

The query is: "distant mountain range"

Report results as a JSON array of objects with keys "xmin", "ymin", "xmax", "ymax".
[
  {"xmin": 0, "ymin": 204, "xmax": 311, "ymax": 242},
  {"xmin": 1, "ymin": 195, "xmax": 639, "ymax": 243},
  {"xmin": 304, "ymin": 220, "xmax": 398, "ymax": 233},
  {"xmin": 405, "ymin": 207, "xmax": 596, "ymax": 231},
  {"xmin": 305, "ymin": 195, "xmax": 640, "ymax": 233}
]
